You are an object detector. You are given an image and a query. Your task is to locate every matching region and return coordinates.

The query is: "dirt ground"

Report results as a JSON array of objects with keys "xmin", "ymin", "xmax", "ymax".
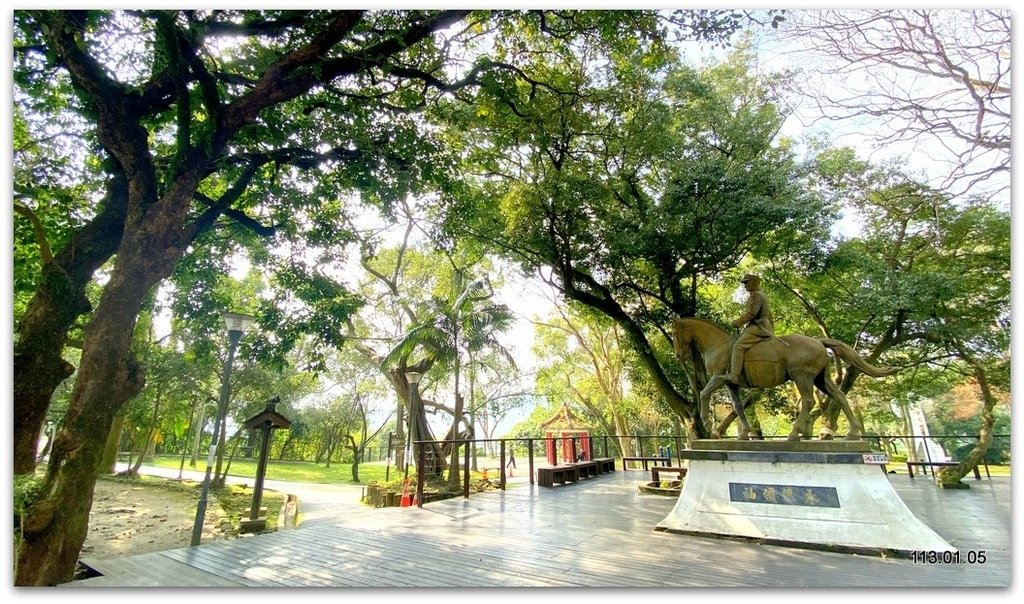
[{"xmin": 81, "ymin": 478, "xmax": 231, "ymax": 559}]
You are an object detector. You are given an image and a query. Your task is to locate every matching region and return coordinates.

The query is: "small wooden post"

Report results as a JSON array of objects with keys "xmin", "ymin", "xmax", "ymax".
[{"xmin": 240, "ymin": 397, "xmax": 291, "ymax": 533}]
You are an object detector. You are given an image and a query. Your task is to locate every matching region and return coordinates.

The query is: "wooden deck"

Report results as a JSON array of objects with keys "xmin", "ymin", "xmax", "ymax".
[{"xmin": 69, "ymin": 471, "xmax": 1010, "ymax": 588}]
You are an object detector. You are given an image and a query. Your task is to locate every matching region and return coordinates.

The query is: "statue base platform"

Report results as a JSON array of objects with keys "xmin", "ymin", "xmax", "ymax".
[{"xmin": 655, "ymin": 440, "xmax": 955, "ymax": 557}]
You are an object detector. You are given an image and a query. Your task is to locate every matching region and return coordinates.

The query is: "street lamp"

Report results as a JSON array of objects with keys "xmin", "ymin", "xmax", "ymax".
[
  {"xmin": 404, "ymin": 371, "xmax": 422, "ymax": 475},
  {"xmin": 190, "ymin": 311, "xmax": 255, "ymax": 546}
]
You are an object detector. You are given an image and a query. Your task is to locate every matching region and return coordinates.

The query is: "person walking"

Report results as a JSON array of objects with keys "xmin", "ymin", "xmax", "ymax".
[{"xmin": 506, "ymin": 446, "xmax": 516, "ymax": 477}]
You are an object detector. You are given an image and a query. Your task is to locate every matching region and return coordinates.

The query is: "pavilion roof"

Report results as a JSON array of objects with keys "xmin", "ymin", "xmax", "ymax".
[{"xmin": 538, "ymin": 402, "xmax": 587, "ymax": 431}]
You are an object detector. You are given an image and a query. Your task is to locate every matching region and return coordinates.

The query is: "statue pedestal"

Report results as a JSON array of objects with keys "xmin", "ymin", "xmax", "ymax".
[{"xmin": 655, "ymin": 440, "xmax": 955, "ymax": 557}]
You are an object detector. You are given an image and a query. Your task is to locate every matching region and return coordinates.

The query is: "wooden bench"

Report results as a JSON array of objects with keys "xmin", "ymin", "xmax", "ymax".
[
  {"xmin": 906, "ymin": 460, "xmax": 988, "ymax": 480},
  {"xmin": 571, "ymin": 461, "xmax": 599, "ymax": 478},
  {"xmin": 537, "ymin": 465, "xmax": 580, "ymax": 487},
  {"xmin": 594, "ymin": 457, "xmax": 616, "ymax": 473},
  {"xmin": 621, "ymin": 456, "xmax": 670, "ymax": 471},
  {"xmin": 650, "ymin": 466, "xmax": 687, "ymax": 483}
]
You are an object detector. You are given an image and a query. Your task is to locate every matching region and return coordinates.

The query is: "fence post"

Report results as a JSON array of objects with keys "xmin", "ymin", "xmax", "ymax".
[
  {"xmin": 528, "ymin": 438, "xmax": 535, "ymax": 485},
  {"xmin": 416, "ymin": 442, "xmax": 425, "ymax": 508},
  {"xmin": 463, "ymin": 438, "xmax": 471, "ymax": 498},
  {"xmin": 500, "ymin": 440, "xmax": 506, "ymax": 490}
]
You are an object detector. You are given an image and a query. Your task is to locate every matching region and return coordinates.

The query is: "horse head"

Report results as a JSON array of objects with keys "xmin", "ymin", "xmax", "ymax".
[
  {"xmin": 671, "ymin": 318, "xmax": 692, "ymax": 362},
  {"xmin": 672, "ymin": 317, "xmax": 733, "ymax": 356}
]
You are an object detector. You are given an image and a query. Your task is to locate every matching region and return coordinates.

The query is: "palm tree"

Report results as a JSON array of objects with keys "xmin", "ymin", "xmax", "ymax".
[{"xmin": 383, "ymin": 271, "xmax": 515, "ymax": 487}]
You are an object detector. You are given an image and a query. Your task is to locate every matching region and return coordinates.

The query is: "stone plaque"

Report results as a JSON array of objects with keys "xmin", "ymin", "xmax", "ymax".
[{"xmin": 728, "ymin": 482, "xmax": 841, "ymax": 508}]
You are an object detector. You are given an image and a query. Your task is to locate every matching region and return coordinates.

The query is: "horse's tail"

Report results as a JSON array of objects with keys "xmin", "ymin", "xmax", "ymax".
[{"xmin": 820, "ymin": 339, "xmax": 898, "ymax": 378}]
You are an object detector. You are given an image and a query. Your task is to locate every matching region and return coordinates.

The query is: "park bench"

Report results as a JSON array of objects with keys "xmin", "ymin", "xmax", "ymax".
[
  {"xmin": 570, "ymin": 460, "xmax": 600, "ymax": 478},
  {"xmin": 906, "ymin": 460, "xmax": 989, "ymax": 480},
  {"xmin": 537, "ymin": 465, "xmax": 580, "ymax": 487},
  {"xmin": 621, "ymin": 456, "xmax": 670, "ymax": 471},
  {"xmin": 538, "ymin": 458, "xmax": 617, "ymax": 487},
  {"xmin": 650, "ymin": 466, "xmax": 687, "ymax": 483}
]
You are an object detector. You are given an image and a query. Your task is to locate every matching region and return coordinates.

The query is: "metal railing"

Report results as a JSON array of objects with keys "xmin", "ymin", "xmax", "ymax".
[
  {"xmin": 393, "ymin": 432, "xmax": 1008, "ymax": 507},
  {"xmin": 391, "ymin": 435, "xmax": 621, "ymax": 507}
]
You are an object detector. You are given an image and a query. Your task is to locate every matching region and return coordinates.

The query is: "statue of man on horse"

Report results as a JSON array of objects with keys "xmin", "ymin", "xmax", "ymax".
[
  {"xmin": 723, "ymin": 273, "xmax": 775, "ymax": 385},
  {"xmin": 672, "ymin": 274, "xmax": 898, "ymax": 441}
]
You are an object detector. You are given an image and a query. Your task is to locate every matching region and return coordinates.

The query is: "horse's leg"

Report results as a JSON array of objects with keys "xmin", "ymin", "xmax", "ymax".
[
  {"xmin": 700, "ymin": 376, "xmax": 727, "ymax": 438},
  {"xmin": 699, "ymin": 380, "xmax": 714, "ymax": 437},
  {"xmin": 816, "ymin": 373, "xmax": 864, "ymax": 440},
  {"xmin": 727, "ymin": 385, "xmax": 751, "ymax": 440},
  {"xmin": 787, "ymin": 377, "xmax": 817, "ymax": 441}
]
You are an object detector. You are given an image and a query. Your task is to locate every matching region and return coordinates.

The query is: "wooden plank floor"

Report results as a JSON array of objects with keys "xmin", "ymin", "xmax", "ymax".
[{"xmin": 69, "ymin": 470, "xmax": 1011, "ymax": 588}]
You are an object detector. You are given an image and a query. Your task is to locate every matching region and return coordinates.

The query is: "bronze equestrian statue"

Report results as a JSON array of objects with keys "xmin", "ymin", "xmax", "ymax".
[{"xmin": 672, "ymin": 278, "xmax": 897, "ymax": 440}]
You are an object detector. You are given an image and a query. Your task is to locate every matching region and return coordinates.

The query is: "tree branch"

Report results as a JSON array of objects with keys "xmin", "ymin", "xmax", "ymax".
[{"xmin": 12, "ymin": 202, "xmax": 54, "ymax": 263}]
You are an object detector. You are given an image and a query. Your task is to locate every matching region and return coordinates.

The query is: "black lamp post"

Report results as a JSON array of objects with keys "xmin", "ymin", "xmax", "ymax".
[
  {"xmin": 404, "ymin": 371, "xmax": 422, "ymax": 476},
  {"xmin": 190, "ymin": 312, "xmax": 254, "ymax": 547}
]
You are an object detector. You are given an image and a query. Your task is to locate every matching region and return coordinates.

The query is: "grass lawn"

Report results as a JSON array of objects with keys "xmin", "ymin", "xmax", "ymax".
[
  {"xmin": 145, "ymin": 454, "xmax": 396, "ymax": 484},
  {"xmin": 143, "ymin": 453, "xmax": 535, "ymax": 485}
]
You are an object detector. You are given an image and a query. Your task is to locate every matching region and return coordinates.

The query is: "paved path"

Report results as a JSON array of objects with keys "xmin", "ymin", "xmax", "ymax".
[{"xmin": 70, "ymin": 466, "xmax": 1011, "ymax": 588}]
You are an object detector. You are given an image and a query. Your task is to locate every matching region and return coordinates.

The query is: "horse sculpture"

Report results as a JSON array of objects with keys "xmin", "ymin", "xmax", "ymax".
[{"xmin": 672, "ymin": 317, "xmax": 897, "ymax": 441}]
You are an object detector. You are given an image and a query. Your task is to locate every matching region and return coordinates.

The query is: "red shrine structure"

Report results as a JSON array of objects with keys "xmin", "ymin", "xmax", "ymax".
[{"xmin": 538, "ymin": 403, "xmax": 592, "ymax": 465}]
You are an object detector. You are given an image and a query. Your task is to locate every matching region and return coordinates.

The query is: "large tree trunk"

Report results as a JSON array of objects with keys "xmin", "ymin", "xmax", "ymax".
[
  {"xmin": 16, "ymin": 163, "xmax": 194, "ymax": 585},
  {"xmin": 13, "ymin": 173, "xmax": 127, "ymax": 474},
  {"xmin": 937, "ymin": 344, "xmax": 997, "ymax": 488},
  {"xmin": 15, "ymin": 244, "xmax": 157, "ymax": 584}
]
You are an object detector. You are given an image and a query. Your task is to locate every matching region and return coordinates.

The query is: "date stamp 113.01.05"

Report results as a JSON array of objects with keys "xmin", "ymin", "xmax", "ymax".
[{"xmin": 910, "ymin": 550, "xmax": 987, "ymax": 564}]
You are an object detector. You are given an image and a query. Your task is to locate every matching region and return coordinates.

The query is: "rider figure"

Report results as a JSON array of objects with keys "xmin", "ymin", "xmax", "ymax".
[{"xmin": 723, "ymin": 273, "xmax": 774, "ymax": 385}]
